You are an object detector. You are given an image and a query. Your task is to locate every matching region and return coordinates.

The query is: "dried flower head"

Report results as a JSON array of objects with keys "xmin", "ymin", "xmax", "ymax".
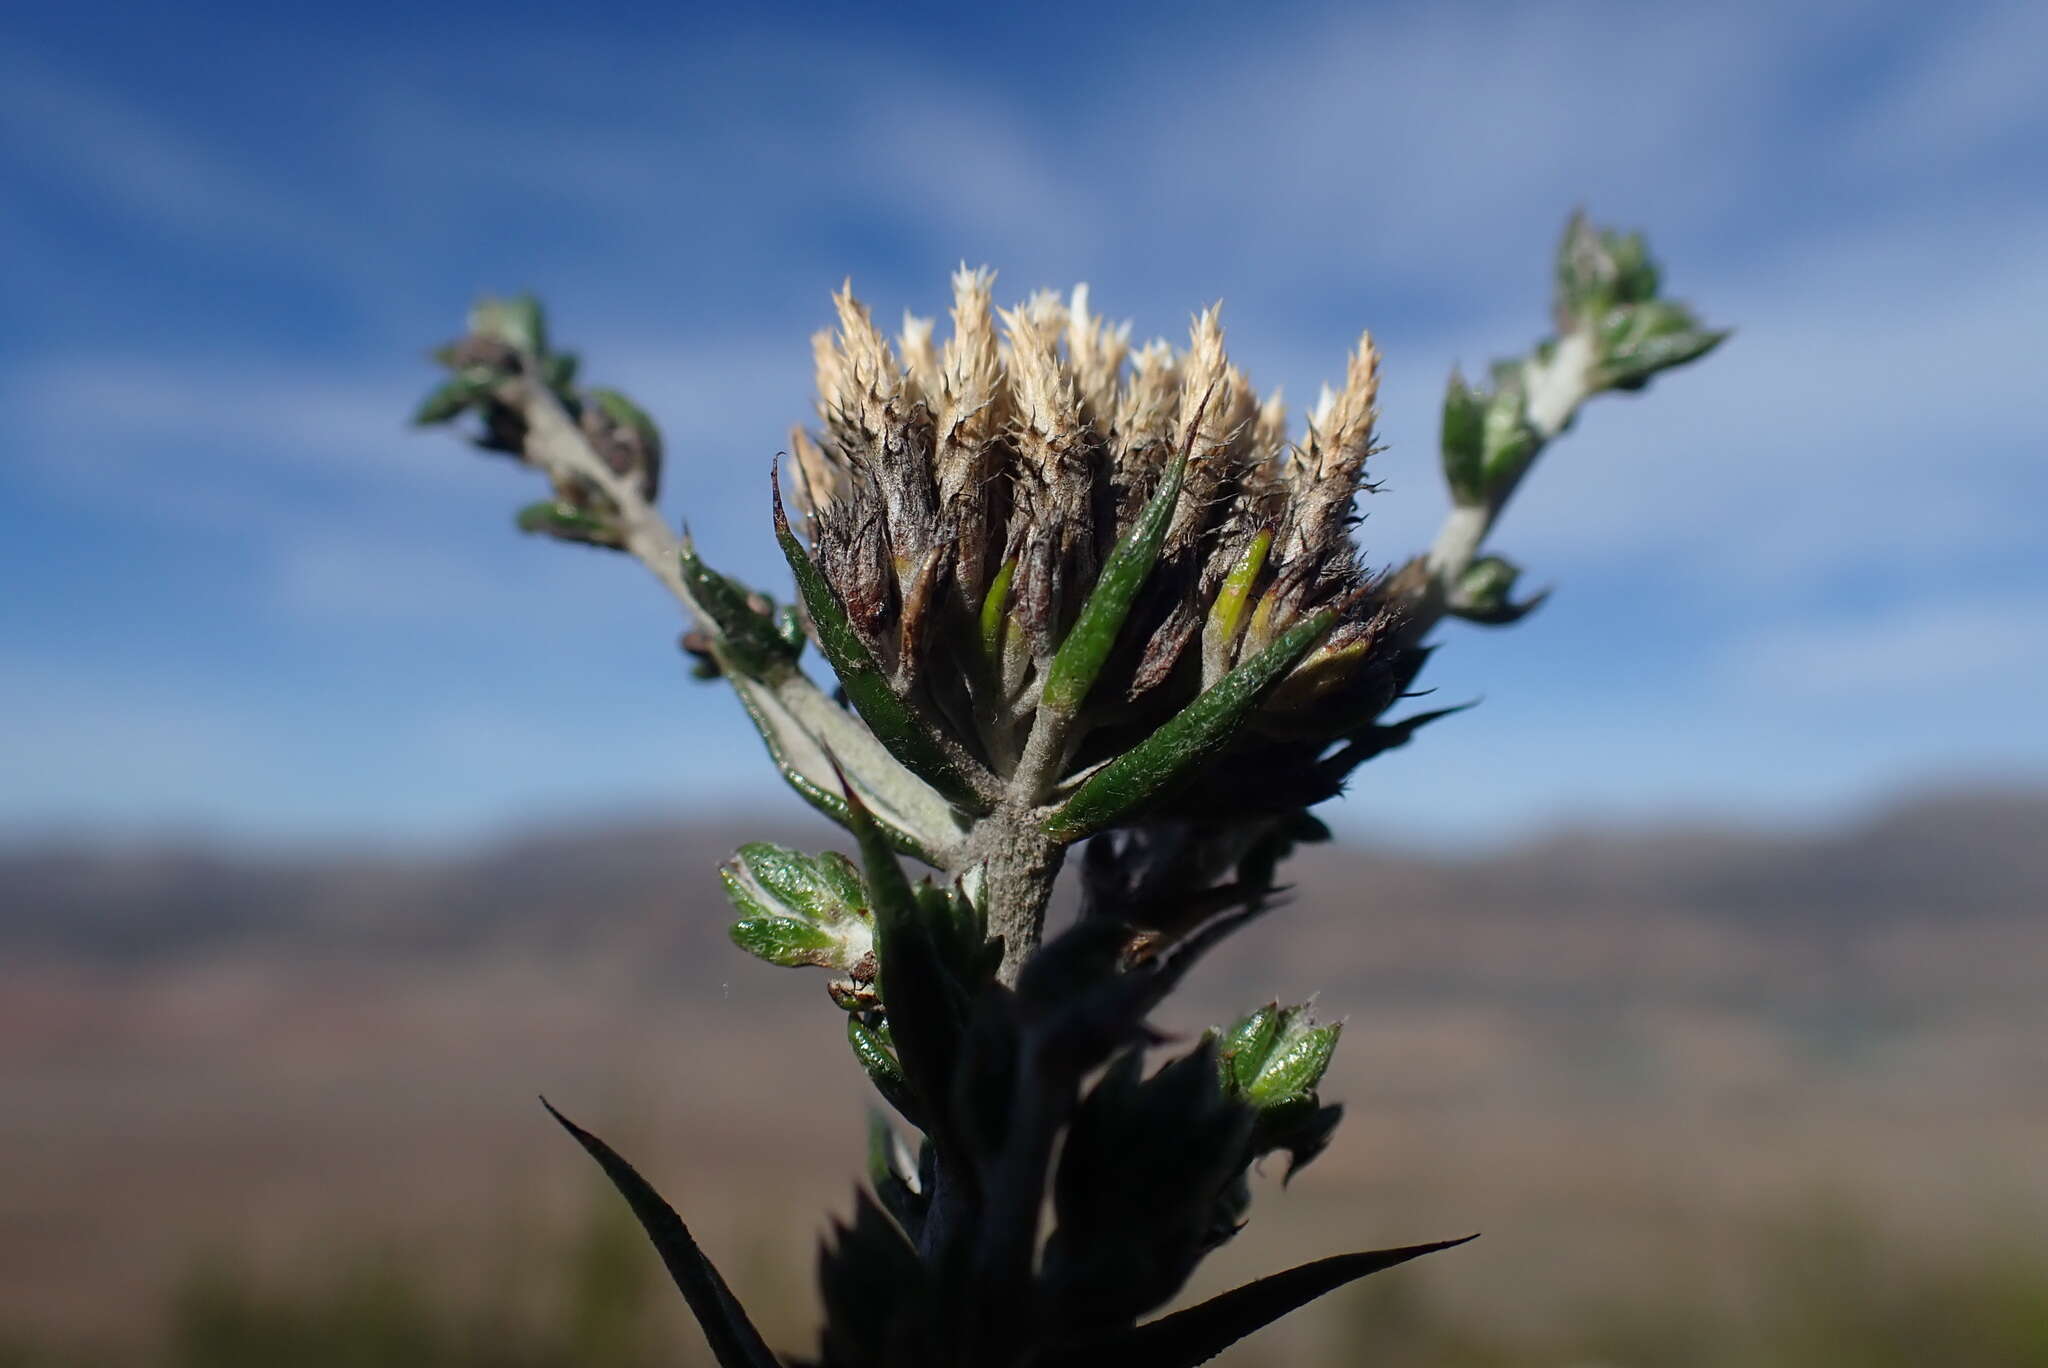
[{"xmin": 781, "ymin": 271, "xmax": 1423, "ymax": 836}]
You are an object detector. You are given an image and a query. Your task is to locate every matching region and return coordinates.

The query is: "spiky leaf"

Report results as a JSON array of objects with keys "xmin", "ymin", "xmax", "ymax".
[
  {"xmin": 542, "ymin": 1101, "xmax": 779, "ymax": 1368},
  {"xmin": 773, "ymin": 469, "xmax": 990, "ymax": 813},
  {"xmin": 1045, "ymin": 609, "xmax": 1336, "ymax": 841},
  {"xmin": 1041, "ymin": 452, "xmax": 1188, "ymax": 714},
  {"xmin": 1052, "ymin": 1236, "xmax": 1478, "ymax": 1368}
]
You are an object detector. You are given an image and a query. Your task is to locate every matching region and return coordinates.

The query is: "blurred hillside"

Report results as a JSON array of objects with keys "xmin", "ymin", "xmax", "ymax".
[{"xmin": 4, "ymin": 788, "xmax": 2046, "ymax": 1364}]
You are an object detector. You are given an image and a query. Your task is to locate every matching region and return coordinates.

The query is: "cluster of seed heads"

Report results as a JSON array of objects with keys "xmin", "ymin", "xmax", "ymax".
[{"xmin": 786, "ymin": 272, "xmax": 1412, "ymax": 802}]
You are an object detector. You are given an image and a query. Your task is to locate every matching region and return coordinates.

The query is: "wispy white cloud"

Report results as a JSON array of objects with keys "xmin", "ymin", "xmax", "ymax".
[
  {"xmin": 1841, "ymin": 0, "xmax": 2048, "ymax": 173},
  {"xmin": 0, "ymin": 47, "xmax": 393, "ymax": 301},
  {"xmin": 3, "ymin": 0, "xmax": 2042, "ymax": 842},
  {"xmin": 1734, "ymin": 594, "xmax": 2048, "ymax": 698}
]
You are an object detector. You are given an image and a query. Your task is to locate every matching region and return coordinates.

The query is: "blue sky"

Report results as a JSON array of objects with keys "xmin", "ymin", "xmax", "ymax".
[{"xmin": 3, "ymin": 0, "xmax": 2043, "ymax": 849}]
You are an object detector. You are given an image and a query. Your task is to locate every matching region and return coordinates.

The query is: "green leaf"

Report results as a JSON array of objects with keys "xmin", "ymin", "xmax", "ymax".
[
  {"xmin": 720, "ymin": 842, "xmax": 873, "ymax": 971},
  {"xmin": 515, "ymin": 500, "xmax": 625, "ymax": 549},
  {"xmin": 1555, "ymin": 212, "xmax": 1660, "ymax": 324},
  {"xmin": 1045, "ymin": 608, "xmax": 1336, "ymax": 842},
  {"xmin": 412, "ymin": 375, "xmax": 488, "ymax": 426},
  {"xmin": 979, "ymin": 557, "xmax": 1016, "ymax": 668},
  {"xmin": 1041, "ymin": 451, "xmax": 1188, "ymax": 715},
  {"xmin": 772, "ymin": 466, "xmax": 989, "ymax": 813},
  {"xmin": 1244, "ymin": 1017, "xmax": 1340, "ymax": 1108},
  {"xmin": 540, "ymin": 350, "xmax": 580, "ymax": 392},
  {"xmin": 724, "ymin": 682, "xmax": 938, "ymax": 864},
  {"xmin": 468, "ymin": 294, "xmax": 548, "ymax": 358},
  {"xmin": 1439, "ymin": 369, "xmax": 1486, "ymax": 505},
  {"xmin": 841, "ymin": 779, "xmax": 972, "ymax": 1155},
  {"xmin": 1203, "ymin": 529, "xmax": 1273, "ymax": 670},
  {"xmin": 1606, "ymin": 229, "xmax": 1659, "ymax": 304},
  {"xmin": 737, "ymin": 842, "xmax": 851, "ymax": 920},
  {"xmin": 727, "ymin": 914, "xmax": 838, "ymax": 967},
  {"xmin": 541, "ymin": 1101, "xmax": 780, "ymax": 1368},
  {"xmin": 678, "ymin": 542, "xmax": 801, "ymax": 681},
  {"xmin": 1215, "ymin": 1004, "xmax": 1281, "ymax": 1094},
  {"xmin": 843, "ymin": 782, "xmax": 921, "ymax": 964},
  {"xmin": 470, "ymin": 294, "xmax": 548, "ymax": 356},
  {"xmin": 1479, "ymin": 376, "xmax": 1540, "ymax": 491},
  {"xmin": 815, "ymin": 850, "xmax": 867, "ymax": 911},
  {"xmin": 1595, "ymin": 323, "xmax": 1730, "ymax": 392},
  {"xmin": 847, "ymin": 1016, "xmax": 918, "ymax": 1122},
  {"xmin": 1449, "ymin": 554, "xmax": 1548, "ymax": 626},
  {"xmin": 1554, "ymin": 210, "xmax": 1605, "ymax": 323},
  {"xmin": 588, "ymin": 387, "xmax": 662, "ymax": 452}
]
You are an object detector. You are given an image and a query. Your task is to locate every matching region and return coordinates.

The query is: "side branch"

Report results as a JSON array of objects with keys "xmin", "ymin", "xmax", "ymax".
[{"xmin": 506, "ymin": 366, "xmax": 969, "ymax": 861}]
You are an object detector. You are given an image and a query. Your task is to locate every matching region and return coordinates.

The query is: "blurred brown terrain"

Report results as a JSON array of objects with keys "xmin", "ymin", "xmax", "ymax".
[{"xmin": 4, "ymin": 787, "xmax": 2046, "ymax": 1365}]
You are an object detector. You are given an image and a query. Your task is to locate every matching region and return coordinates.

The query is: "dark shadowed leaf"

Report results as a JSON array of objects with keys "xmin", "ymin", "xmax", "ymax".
[
  {"xmin": 1050, "ymin": 1235, "xmax": 1477, "ymax": 1368},
  {"xmin": 541, "ymin": 1100, "xmax": 781, "ymax": 1368},
  {"xmin": 773, "ymin": 466, "xmax": 992, "ymax": 813}
]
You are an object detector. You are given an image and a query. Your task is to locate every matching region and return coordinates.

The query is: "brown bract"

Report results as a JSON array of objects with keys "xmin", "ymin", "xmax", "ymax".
[{"xmin": 788, "ymin": 270, "xmax": 1415, "ymax": 800}]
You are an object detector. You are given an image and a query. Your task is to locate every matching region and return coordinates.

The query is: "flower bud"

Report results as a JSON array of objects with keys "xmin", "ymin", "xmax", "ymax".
[
  {"xmin": 1213, "ymin": 1002, "xmax": 1341, "ymax": 1110},
  {"xmin": 720, "ymin": 842, "xmax": 876, "ymax": 981}
]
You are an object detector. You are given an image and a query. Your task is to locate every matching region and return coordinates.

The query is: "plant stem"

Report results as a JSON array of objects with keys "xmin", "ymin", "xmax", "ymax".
[
  {"xmin": 508, "ymin": 367, "xmax": 962, "ymax": 851},
  {"xmin": 1417, "ymin": 328, "xmax": 1597, "ymax": 623},
  {"xmin": 963, "ymin": 810, "xmax": 1066, "ymax": 985}
]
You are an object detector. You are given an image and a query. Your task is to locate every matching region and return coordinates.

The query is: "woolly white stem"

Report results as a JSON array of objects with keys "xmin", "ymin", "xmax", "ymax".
[
  {"xmin": 512, "ymin": 370, "xmax": 966, "ymax": 854},
  {"xmin": 1422, "ymin": 328, "xmax": 1597, "ymax": 600}
]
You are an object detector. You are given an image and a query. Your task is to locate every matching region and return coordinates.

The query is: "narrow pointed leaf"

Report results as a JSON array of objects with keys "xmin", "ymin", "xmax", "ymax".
[
  {"xmin": 680, "ymin": 542, "xmax": 802, "ymax": 680},
  {"xmin": 772, "ymin": 467, "xmax": 992, "ymax": 812},
  {"xmin": 1201, "ymin": 530, "xmax": 1272, "ymax": 677},
  {"xmin": 1041, "ymin": 451, "xmax": 1188, "ymax": 714},
  {"xmin": 866, "ymin": 1110, "xmax": 927, "ymax": 1241},
  {"xmin": 1449, "ymin": 555, "xmax": 1549, "ymax": 626},
  {"xmin": 841, "ymin": 775, "xmax": 973, "ymax": 1164},
  {"xmin": 1045, "ymin": 609, "xmax": 1335, "ymax": 842},
  {"xmin": 588, "ymin": 387, "xmax": 661, "ymax": 453},
  {"xmin": 1439, "ymin": 370, "xmax": 1486, "ymax": 504},
  {"xmin": 841, "ymin": 778, "xmax": 921, "ymax": 953},
  {"xmin": 541, "ymin": 1100, "xmax": 780, "ymax": 1368},
  {"xmin": 979, "ymin": 557, "xmax": 1016, "ymax": 667},
  {"xmin": 515, "ymin": 500, "xmax": 625, "ymax": 549},
  {"xmin": 1053, "ymin": 1236, "xmax": 1477, "ymax": 1368},
  {"xmin": 1594, "ymin": 325, "xmax": 1730, "ymax": 391},
  {"xmin": 727, "ymin": 679, "xmax": 938, "ymax": 864},
  {"xmin": 848, "ymin": 1016, "xmax": 919, "ymax": 1122},
  {"xmin": 1315, "ymin": 702, "xmax": 1475, "ymax": 786},
  {"xmin": 413, "ymin": 376, "xmax": 489, "ymax": 426}
]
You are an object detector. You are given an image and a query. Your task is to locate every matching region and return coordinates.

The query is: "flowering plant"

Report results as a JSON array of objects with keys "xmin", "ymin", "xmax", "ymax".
[{"xmin": 414, "ymin": 213, "xmax": 1721, "ymax": 1367}]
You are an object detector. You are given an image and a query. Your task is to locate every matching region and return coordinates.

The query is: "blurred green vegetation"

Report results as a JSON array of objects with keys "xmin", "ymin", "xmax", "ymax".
[
  {"xmin": 0, "ymin": 1190, "xmax": 699, "ymax": 1368},
  {"xmin": 1339, "ymin": 1210, "xmax": 2048, "ymax": 1368},
  {"xmin": 4, "ymin": 1205, "xmax": 2043, "ymax": 1367}
]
